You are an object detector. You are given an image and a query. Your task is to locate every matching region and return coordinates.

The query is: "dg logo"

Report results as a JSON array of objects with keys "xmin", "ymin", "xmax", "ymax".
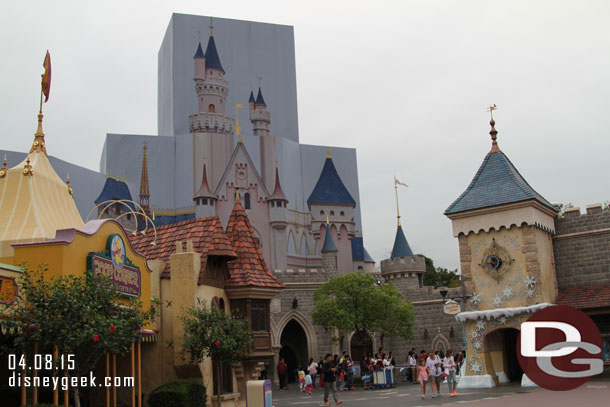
[{"xmin": 517, "ymin": 305, "xmax": 603, "ymax": 391}]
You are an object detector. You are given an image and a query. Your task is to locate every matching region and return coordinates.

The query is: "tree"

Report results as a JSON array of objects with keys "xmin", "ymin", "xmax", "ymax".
[
  {"xmin": 416, "ymin": 255, "xmax": 461, "ymax": 288},
  {"xmin": 180, "ymin": 305, "xmax": 252, "ymax": 401},
  {"xmin": 1, "ymin": 264, "xmax": 156, "ymax": 407},
  {"xmin": 311, "ymin": 271, "xmax": 415, "ymax": 344}
]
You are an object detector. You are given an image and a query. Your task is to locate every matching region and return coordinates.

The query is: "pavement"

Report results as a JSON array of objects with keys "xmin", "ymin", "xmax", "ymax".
[{"xmin": 271, "ymin": 379, "xmax": 610, "ymax": 407}]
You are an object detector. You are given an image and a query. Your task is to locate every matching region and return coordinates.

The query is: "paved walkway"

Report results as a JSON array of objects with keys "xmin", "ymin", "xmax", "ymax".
[{"xmin": 271, "ymin": 379, "xmax": 610, "ymax": 407}]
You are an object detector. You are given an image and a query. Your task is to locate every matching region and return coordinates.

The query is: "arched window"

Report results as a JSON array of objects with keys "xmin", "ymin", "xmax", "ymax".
[
  {"xmin": 208, "ymin": 104, "xmax": 215, "ymax": 113},
  {"xmin": 330, "ymin": 211, "xmax": 335, "ymax": 216},
  {"xmin": 219, "ymin": 298, "xmax": 225, "ymax": 312},
  {"xmin": 320, "ymin": 210, "xmax": 325, "ymax": 216},
  {"xmin": 287, "ymin": 231, "xmax": 297, "ymax": 255},
  {"xmin": 340, "ymin": 211, "xmax": 345, "ymax": 217},
  {"xmin": 357, "ymin": 266, "xmax": 364, "ymax": 272},
  {"xmin": 244, "ymin": 192, "xmax": 251, "ymax": 209}
]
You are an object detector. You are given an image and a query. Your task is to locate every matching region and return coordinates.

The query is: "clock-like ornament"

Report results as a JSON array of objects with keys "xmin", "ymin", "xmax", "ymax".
[{"xmin": 480, "ymin": 238, "xmax": 514, "ymax": 283}]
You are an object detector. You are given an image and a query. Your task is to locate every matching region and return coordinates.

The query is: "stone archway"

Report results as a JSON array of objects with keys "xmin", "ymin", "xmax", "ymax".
[
  {"xmin": 274, "ymin": 310, "xmax": 319, "ymax": 361},
  {"xmin": 431, "ymin": 328, "xmax": 450, "ymax": 354},
  {"xmin": 347, "ymin": 331, "xmax": 374, "ymax": 367},
  {"xmin": 484, "ymin": 328, "xmax": 523, "ymax": 384}
]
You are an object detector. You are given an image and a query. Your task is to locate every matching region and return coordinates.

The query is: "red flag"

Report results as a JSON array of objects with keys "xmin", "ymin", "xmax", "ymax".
[{"xmin": 41, "ymin": 51, "xmax": 51, "ymax": 102}]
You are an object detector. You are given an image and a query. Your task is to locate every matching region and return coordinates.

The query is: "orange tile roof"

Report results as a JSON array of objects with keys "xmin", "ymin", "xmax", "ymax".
[
  {"xmin": 225, "ymin": 201, "xmax": 284, "ymax": 289},
  {"xmin": 129, "ymin": 217, "xmax": 236, "ymax": 280},
  {"xmin": 556, "ymin": 284, "xmax": 610, "ymax": 310}
]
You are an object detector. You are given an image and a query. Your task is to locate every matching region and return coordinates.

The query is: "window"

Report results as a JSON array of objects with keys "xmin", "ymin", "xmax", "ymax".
[
  {"xmin": 208, "ymin": 104, "xmax": 215, "ymax": 113},
  {"xmin": 244, "ymin": 192, "xmax": 251, "ymax": 209},
  {"xmin": 340, "ymin": 211, "xmax": 345, "ymax": 216},
  {"xmin": 330, "ymin": 211, "xmax": 335, "ymax": 216},
  {"xmin": 219, "ymin": 298, "xmax": 225, "ymax": 312},
  {"xmin": 212, "ymin": 361, "xmax": 233, "ymax": 395},
  {"xmin": 251, "ymin": 302, "xmax": 267, "ymax": 331},
  {"xmin": 320, "ymin": 210, "xmax": 325, "ymax": 216}
]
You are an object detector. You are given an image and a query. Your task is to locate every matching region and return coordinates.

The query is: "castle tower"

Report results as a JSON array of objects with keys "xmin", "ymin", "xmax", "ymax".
[
  {"xmin": 268, "ymin": 167, "xmax": 289, "ymax": 271},
  {"xmin": 307, "ymin": 149, "xmax": 356, "ymax": 273},
  {"xmin": 194, "ymin": 164, "xmax": 217, "ymax": 218},
  {"xmin": 444, "ymin": 114, "xmax": 559, "ymax": 388},
  {"xmin": 190, "ymin": 20, "xmax": 235, "ymax": 200},
  {"xmin": 321, "ymin": 218, "xmax": 338, "ymax": 274},
  {"xmin": 139, "ymin": 143, "xmax": 150, "ymax": 213},
  {"xmin": 249, "ymin": 84, "xmax": 276, "ymax": 190}
]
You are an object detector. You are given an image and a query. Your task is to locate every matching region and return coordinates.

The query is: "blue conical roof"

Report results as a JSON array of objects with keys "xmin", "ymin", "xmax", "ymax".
[
  {"xmin": 444, "ymin": 150, "xmax": 557, "ymax": 215},
  {"xmin": 193, "ymin": 42, "xmax": 205, "ymax": 59},
  {"xmin": 255, "ymin": 87, "xmax": 266, "ymax": 105},
  {"xmin": 249, "ymin": 90, "xmax": 255, "ymax": 103},
  {"xmin": 94, "ymin": 177, "xmax": 136, "ymax": 211},
  {"xmin": 205, "ymin": 35, "xmax": 224, "ymax": 73},
  {"xmin": 391, "ymin": 225, "xmax": 414, "ymax": 259},
  {"xmin": 307, "ymin": 157, "xmax": 356, "ymax": 206},
  {"xmin": 321, "ymin": 223, "xmax": 338, "ymax": 253}
]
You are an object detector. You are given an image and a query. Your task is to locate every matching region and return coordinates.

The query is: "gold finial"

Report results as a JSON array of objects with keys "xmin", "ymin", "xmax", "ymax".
[
  {"xmin": 152, "ymin": 206, "xmax": 156, "ymax": 221},
  {"xmin": 326, "ymin": 148, "xmax": 331, "ymax": 159},
  {"xmin": 235, "ymin": 186, "xmax": 240, "ymax": 202},
  {"xmin": 235, "ymin": 104, "xmax": 243, "ymax": 143},
  {"xmin": 209, "ymin": 17, "xmax": 214, "ymax": 36},
  {"xmin": 258, "ymin": 76, "xmax": 262, "ymax": 88},
  {"xmin": 23, "ymin": 158, "xmax": 34, "ymax": 176},
  {"xmin": 394, "ymin": 177, "xmax": 401, "ymax": 227},
  {"xmin": 66, "ymin": 173, "xmax": 73, "ymax": 195},
  {"xmin": 0, "ymin": 154, "xmax": 7, "ymax": 178},
  {"xmin": 326, "ymin": 215, "xmax": 330, "ymax": 225},
  {"xmin": 486, "ymin": 105, "xmax": 500, "ymax": 153}
]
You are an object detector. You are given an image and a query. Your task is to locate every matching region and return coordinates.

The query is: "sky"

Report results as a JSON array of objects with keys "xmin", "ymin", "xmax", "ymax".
[{"xmin": 1, "ymin": 1, "xmax": 609, "ymax": 271}]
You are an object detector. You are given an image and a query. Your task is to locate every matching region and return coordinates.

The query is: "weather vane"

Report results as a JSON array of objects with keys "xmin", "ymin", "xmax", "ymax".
[
  {"xmin": 487, "ymin": 104, "xmax": 498, "ymax": 120},
  {"xmin": 258, "ymin": 76, "xmax": 262, "ymax": 88},
  {"xmin": 209, "ymin": 17, "xmax": 214, "ymax": 35}
]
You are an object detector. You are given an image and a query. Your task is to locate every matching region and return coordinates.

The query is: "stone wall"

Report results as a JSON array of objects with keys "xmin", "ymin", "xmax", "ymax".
[{"xmin": 554, "ymin": 204, "xmax": 610, "ymax": 289}]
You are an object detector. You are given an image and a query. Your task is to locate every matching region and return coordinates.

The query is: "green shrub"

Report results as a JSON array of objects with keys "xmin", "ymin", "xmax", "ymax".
[{"xmin": 148, "ymin": 381, "xmax": 206, "ymax": 407}]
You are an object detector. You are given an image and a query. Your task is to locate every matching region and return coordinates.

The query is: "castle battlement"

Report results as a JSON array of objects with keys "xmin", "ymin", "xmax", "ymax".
[
  {"xmin": 189, "ymin": 112, "xmax": 234, "ymax": 134},
  {"xmin": 380, "ymin": 255, "xmax": 426, "ymax": 274}
]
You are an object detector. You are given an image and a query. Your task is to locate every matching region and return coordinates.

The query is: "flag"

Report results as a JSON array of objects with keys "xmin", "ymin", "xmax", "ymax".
[
  {"xmin": 394, "ymin": 176, "xmax": 408, "ymax": 187},
  {"xmin": 41, "ymin": 50, "xmax": 51, "ymax": 102}
]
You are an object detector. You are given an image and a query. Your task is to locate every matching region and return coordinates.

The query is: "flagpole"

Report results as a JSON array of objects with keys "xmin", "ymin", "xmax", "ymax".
[{"xmin": 394, "ymin": 178, "xmax": 401, "ymax": 227}]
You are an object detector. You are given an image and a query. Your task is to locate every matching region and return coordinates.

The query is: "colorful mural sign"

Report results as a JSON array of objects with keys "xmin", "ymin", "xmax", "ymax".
[
  {"xmin": 86, "ymin": 234, "xmax": 141, "ymax": 298},
  {"xmin": 0, "ymin": 276, "xmax": 17, "ymax": 304}
]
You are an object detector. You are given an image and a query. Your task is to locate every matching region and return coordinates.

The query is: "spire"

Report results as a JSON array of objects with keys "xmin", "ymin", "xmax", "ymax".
[
  {"xmin": 66, "ymin": 173, "xmax": 73, "ymax": 196},
  {"xmin": 235, "ymin": 186, "xmax": 241, "ymax": 205},
  {"xmin": 321, "ymin": 219, "xmax": 338, "ymax": 253},
  {"xmin": 204, "ymin": 17, "xmax": 224, "ymax": 73},
  {"xmin": 30, "ymin": 113, "xmax": 47, "ymax": 155},
  {"xmin": 255, "ymin": 86, "xmax": 266, "ymax": 106},
  {"xmin": 139, "ymin": 143, "xmax": 150, "ymax": 211},
  {"xmin": 195, "ymin": 164, "xmax": 215, "ymax": 199},
  {"xmin": 307, "ymin": 151, "xmax": 356, "ymax": 207},
  {"xmin": 391, "ymin": 224, "xmax": 414, "ymax": 259},
  {"xmin": 487, "ymin": 104, "xmax": 501, "ymax": 153},
  {"xmin": 326, "ymin": 147, "xmax": 331, "ymax": 159},
  {"xmin": 193, "ymin": 41, "xmax": 205, "ymax": 59},
  {"xmin": 235, "ymin": 103, "xmax": 243, "ymax": 143},
  {"xmin": 249, "ymin": 87, "xmax": 255, "ymax": 103},
  {"xmin": 268, "ymin": 166, "xmax": 288, "ymax": 202}
]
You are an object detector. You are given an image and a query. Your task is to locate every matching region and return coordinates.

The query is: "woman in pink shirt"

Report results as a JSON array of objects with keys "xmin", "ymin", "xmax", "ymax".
[{"xmin": 416, "ymin": 358, "xmax": 429, "ymax": 399}]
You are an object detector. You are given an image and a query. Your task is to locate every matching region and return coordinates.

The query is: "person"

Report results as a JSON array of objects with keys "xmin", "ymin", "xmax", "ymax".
[
  {"xmin": 345, "ymin": 356, "xmax": 354, "ymax": 390},
  {"xmin": 444, "ymin": 349, "xmax": 458, "ymax": 397},
  {"xmin": 419, "ymin": 349, "xmax": 427, "ymax": 361},
  {"xmin": 278, "ymin": 358, "xmax": 288, "ymax": 390},
  {"xmin": 318, "ymin": 356, "xmax": 325, "ymax": 388},
  {"xmin": 308, "ymin": 358, "xmax": 318, "ymax": 390},
  {"xmin": 408, "ymin": 351, "xmax": 417, "ymax": 384},
  {"xmin": 456, "ymin": 351, "xmax": 464, "ymax": 376},
  {"xmin": 322, "ymin": 353, "xmax": 343, "ymax": 406},
  {"xmin": 426, "ymin": 350, "xmax": 442, "ymax": 398},
  {"xmin": 305, "ymin": 371, "xmax": 313, "ymax": 395},
  {"xmin": 416, "ymin": 358, "xmax": 429, "ymax": 400},
  {"xmin": 298, "ymin": 367, "xmax": 306, "ymax": 392}
]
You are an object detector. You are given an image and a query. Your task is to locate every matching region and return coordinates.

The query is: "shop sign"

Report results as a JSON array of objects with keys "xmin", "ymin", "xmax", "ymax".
[
  {"xmin": 86, "ymin": 234, "xmax": 141, "ymax": 298},
  {"xmin": 443, "ymin": 300, "xmax": 461, "ymax": 315}
]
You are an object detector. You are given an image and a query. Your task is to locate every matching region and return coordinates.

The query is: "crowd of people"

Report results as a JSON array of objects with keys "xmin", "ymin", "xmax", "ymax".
[{"xmin": 276, "ymin": 347, "xmax": 466, "ymax": 404}]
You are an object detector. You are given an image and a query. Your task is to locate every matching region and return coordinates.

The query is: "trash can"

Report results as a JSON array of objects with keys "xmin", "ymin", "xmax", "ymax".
[{"xmin": 246, "ymin": 379, "xmax": 273, "ymax": 407}]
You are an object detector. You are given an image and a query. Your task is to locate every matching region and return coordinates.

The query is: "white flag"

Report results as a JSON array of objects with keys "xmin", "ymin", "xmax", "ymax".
[{"xmin": 394, "ymin": 177, "xmax": 408, "ymax": 187}]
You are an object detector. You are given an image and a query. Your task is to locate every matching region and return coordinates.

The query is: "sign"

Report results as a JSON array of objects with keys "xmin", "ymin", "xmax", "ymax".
[
  {"xmin": 517, "ymin": 305, "xmax": 603, "ymax": 391},
  {"xmin": 87, "ymin": 234, "xmax": 141, "ymax": 298},
  {"xmin": 0, "ymin": 276, "xmax": 17, "ymax": 304},
  {"xmin": 443, "ymin": 300, "xmax": 461, "ymax": 315}
]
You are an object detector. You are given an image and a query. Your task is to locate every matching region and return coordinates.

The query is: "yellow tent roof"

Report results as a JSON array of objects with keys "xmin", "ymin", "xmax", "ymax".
[{"xmin": 0, "ymin": 114, "xmax": 83, "ymax": 257}]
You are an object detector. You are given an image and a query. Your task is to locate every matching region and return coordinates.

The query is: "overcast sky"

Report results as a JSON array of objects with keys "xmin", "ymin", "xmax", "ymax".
[{"xmin": 2, "ymin": 1, "xmax": 609, "ymax": 271}]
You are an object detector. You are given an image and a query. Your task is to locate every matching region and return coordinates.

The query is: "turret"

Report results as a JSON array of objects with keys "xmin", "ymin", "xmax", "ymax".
[
  {"xmin": 194, "ymin": 164, "xmax": 217, "ymax": 218},
  {"xmin": 139, "ymin": 143, "xmax": 150, "ymax": 213},
  {"xmin": 193, "ymin": 40, "xmax": 205, "ymax": 81},
  {"xmin": 249, "ymin": 83, "xmax": 275, "ymax": 190},
  {"xmin": 268, "ymin": 167, "xmax": 288, "ymax": 222}
]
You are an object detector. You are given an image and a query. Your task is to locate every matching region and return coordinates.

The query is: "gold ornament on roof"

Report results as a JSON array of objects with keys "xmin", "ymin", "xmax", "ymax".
[
  {"xmin": 23, "ymin": 158, "xmax": 34, "ymax": 176},
  {"xmin": 0, "ymin": 155, "xmax": 7, "ymax": 178},
  {"xmin": 66, "ymin": 173, "xmax": 73, "ymax": 195},
  {"xmin": 235, "ymin": 103, "xmax": 243, "ymax": 143}
]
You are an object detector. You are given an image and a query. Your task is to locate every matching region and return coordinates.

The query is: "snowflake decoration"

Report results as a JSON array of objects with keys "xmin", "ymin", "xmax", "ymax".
[
  {"xmin": 476, "ymin": 320, "xmax": 487, "ymax": 331},
  {"xmin": 470, "ymin": 293, "xmax": 480, "ymax": 304},
  {"xmin": 493, "ymin": 294, "xmax": 503, "ymax": 307},
  {"xmin": 527, "ymin": 289, "xmax": 536, "ymax": 298},
  {"xmin": 470, "ymin": 360, "xmax": 482, "ymax": 375},
  {"xmin": 525, "ymin": 276, "xmax": 536, "ymax": 288},
  {"xmin": 473, "ymin": 340, "xmax": 482, "ymax": 350},
  {"xmin": 502, "ymin": 287, "xmax": 513, "ymax": 299},
  {"xmin": 470, "ymin": 329, "xmax": 480, "ymax": 339},
  {"xmin": 499, "ymin": 316, "xmax": 507, "ymax": 325}
]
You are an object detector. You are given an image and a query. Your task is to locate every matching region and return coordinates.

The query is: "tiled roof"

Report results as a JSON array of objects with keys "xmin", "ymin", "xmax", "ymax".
[
  {"xmin": 556, "ymin": 284, "xmax": 610, "ymax": 310},
  {"xmin": 307, "ymin": 157, "xmax": 356, "ymax": 206},
  {"xmin": 204, "ymin": 35, "xmax": 224, "ymax": 73},
  {"xmin": 255, "ymin": 87, "xmax": 266, "ymax": 106},
  {"xmin": 391, "ymin": 225, "xmax": 414, "ymax": 259},
  {"xmin": 445, "ymin": 150, "xmax": 557, "ymax": 215},
  {"xmin": 129, "ymin": 217, "xmax": 236, "ymax": 280},
  {"xmin": 194, "ymin": 41, "xmax": 205, "ymax": 59},
  {"xmin": 94, "ymin": 177, "xmax": 136, "ymax": 211},
  {"xmin": 225, "ymin": 201, "xmax": 284, "ymax": 289}
]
